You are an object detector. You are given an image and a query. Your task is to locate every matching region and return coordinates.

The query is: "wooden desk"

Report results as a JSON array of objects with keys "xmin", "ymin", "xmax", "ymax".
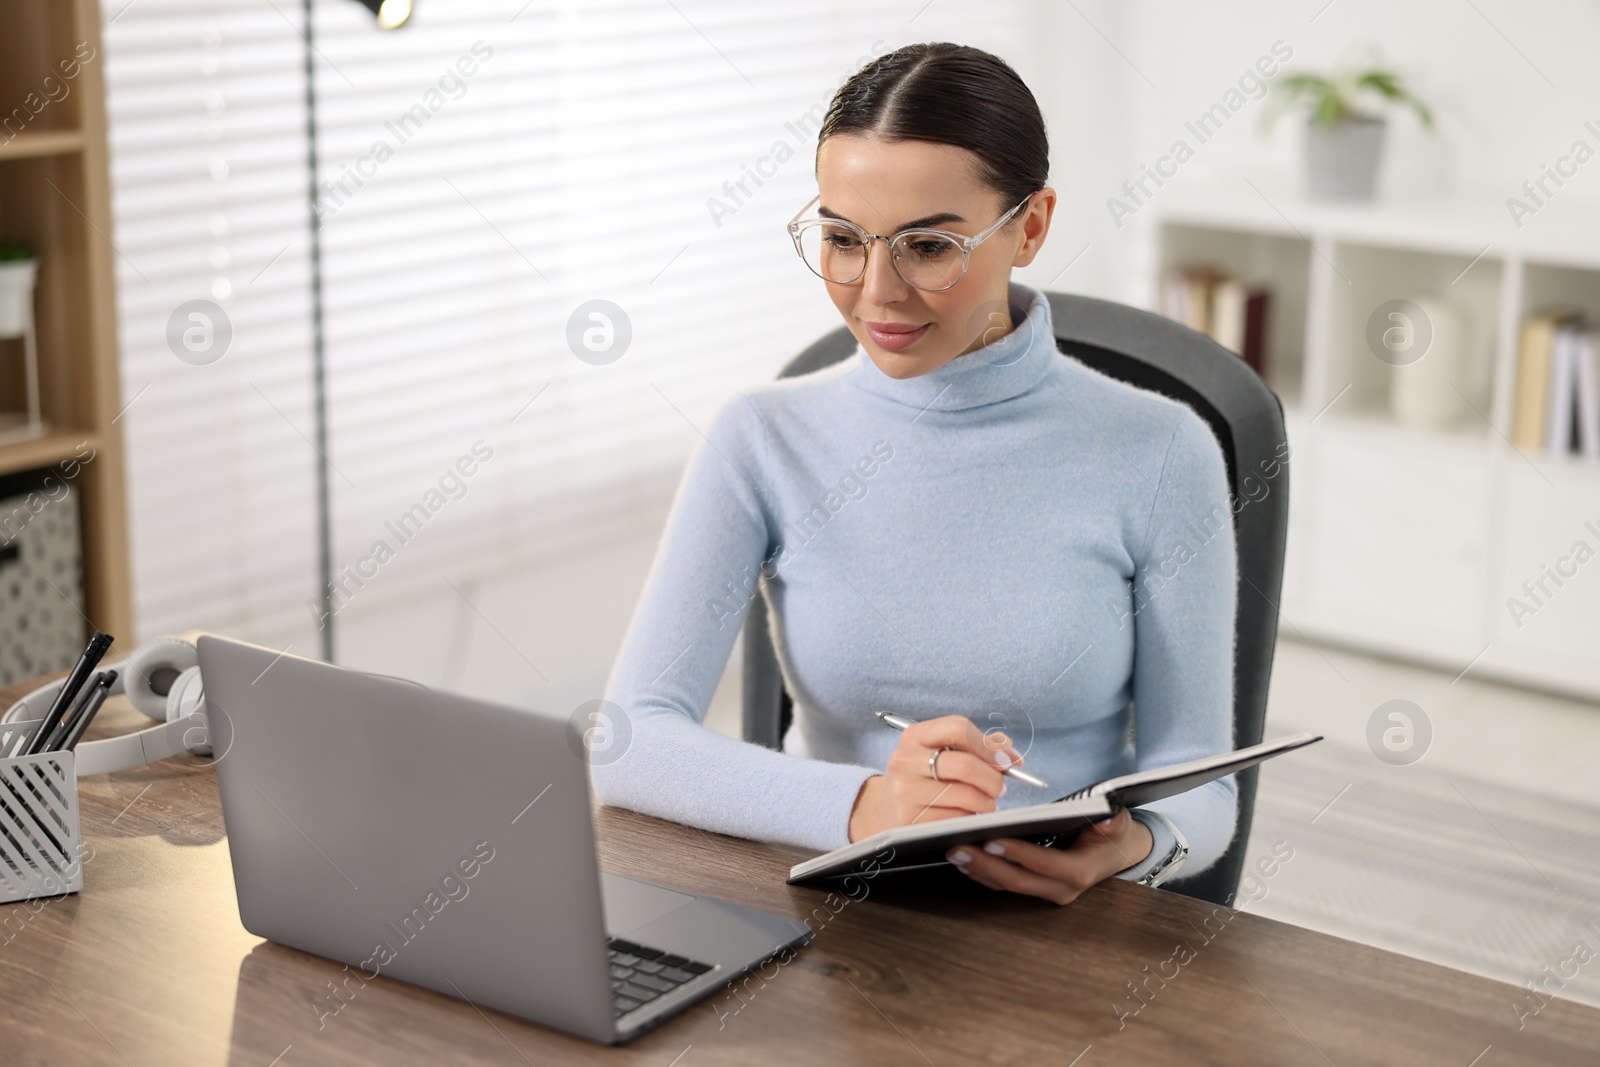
[{"xmin": 3, "ymin": 682, "xmax": 1598, "ymax": 1065}]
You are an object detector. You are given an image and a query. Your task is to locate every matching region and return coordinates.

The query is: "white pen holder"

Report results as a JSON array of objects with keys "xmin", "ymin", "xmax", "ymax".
[{"xmin": 0, "ymin": 717, "xmax": 84, "ymax": 903}]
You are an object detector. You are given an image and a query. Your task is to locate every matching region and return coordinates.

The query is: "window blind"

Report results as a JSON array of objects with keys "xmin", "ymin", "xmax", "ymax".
[{"xmin": 102, "ymin": 0, "xmax": 1040, "ymax": 648}]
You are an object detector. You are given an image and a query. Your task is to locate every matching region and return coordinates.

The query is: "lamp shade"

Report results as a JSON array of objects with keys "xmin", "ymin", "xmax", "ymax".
[{"xmin": 348, "ymin": 0, "xmax": 413, "ymax": 29}]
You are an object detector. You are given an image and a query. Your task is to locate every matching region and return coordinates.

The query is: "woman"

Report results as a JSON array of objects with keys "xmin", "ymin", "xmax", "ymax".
[{"xmin": 593, "ymin": 43, "xmax": 1236, "ymax": 904}]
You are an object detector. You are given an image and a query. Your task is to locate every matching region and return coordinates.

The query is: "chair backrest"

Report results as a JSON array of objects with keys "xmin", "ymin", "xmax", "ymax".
[{"xmin": 741, "ymin": 291, "xmax": 1289, "ymax": 907}]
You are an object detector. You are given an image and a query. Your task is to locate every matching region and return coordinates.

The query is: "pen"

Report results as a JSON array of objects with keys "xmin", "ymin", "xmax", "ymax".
[
  {"xmin": 54, "ymin": 670, "xmax": 116, "ymax": 753},
  {"xmin": 41, "ymin": 668, "xmax": 102, "ymax": 752},
  {"xmin": 23, "ymin": 631, "xmax": 113, "ymax": 756},
  {"xmin": 874, "ymin": 711, "xmax": 1052, "ymax": 789}
]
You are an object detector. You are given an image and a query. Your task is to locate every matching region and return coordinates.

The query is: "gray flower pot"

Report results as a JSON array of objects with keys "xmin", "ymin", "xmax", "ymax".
[{"xmin": 1304, "ymin": 116, "xmax": 1386, "ymax": 201}]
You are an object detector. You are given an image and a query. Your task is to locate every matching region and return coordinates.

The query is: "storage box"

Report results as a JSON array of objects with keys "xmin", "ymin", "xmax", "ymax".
[
  {"xmin": 0, "ymin": 717, "xmax": 83, "ymax": 903},
  {"xmin": 0, "ymin": 466, "xmax": 85, "ymax": 687}
]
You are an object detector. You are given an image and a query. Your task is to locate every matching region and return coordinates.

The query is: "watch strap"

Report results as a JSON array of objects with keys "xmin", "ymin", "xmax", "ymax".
[{"xmin": 1131, "ymin": 809, "xmax": 1189, "ymax": 888}]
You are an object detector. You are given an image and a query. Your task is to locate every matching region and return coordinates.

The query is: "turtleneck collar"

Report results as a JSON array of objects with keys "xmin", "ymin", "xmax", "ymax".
[{"xmin": 846, "ymin": 282, "xmax": 1056, "ymax": 413}]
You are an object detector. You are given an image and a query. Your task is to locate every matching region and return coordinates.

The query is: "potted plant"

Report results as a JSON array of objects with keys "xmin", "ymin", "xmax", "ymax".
[
  {"xmin": 1262, "ymin": 56, "xmax": 1434, "ymax": 201},
  {"xmin": 0, "ymin": 238, "xmax": 37, "ymax": 340}
]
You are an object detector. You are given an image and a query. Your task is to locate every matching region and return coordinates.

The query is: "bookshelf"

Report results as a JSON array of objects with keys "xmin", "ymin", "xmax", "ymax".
[
  {"xmin": 1143, "ymin": 179, "xmax": 1600, "ymax": 700},
  {"xmin": 0, "ymin": 1, "xmax": 132, "ymax": 640}
]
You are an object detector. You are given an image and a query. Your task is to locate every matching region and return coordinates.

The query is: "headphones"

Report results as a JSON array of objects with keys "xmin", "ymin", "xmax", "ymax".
[{"xmin": 2, "ymin": 633, "xmax": 211, "ymax": 776}]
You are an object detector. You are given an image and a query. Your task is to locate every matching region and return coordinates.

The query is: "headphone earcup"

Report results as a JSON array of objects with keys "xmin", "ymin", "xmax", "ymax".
[
  {"xmin": 165, "ymin": 665, "xmax": 204, "ymax": 722},
  {"xmin": 165, "ymin": 665, "xmax": 210, "ymax": 755},
  {"xmin": 124, "ymin": 636, "xmax": 201, "ymax": 721}
]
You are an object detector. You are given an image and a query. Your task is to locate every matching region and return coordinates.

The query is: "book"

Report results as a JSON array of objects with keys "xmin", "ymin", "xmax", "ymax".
[
  {"xmin": 1158, "ymin": 266, "xmax": 1271, "ymax": 378},
  {"xmin": 787, "ymin": 731, "xmax": 1323, "ymax": 885},
  {"xmin": 1576, "ymin": 330, "xmax": 1599, "ymax": 461},
  {"xmin": 1242, "ymin": 288, "xmax": 1270, "ymax": 377},
  {"xmin": 1547, "ymin": 325, "xmax": 1580, "ymax": 456},
  {"xmin": 1211, "ymin": 277, "xmax": 1248, "ymax": 354},
  {"xmin": 1183, "ymin": 270, "xmax": 1213, "ymax": 334},
  {"xmin": 1160, "ymin": 266, "xmax": 1225, "ymax": 334},
  {"xmin": 1512, "ymin": 311, "xmax": 1570, "ymax": 449},
  {"xmin": 1162, "ymin": 272, "xmax": 1190, "ymax": 328}
]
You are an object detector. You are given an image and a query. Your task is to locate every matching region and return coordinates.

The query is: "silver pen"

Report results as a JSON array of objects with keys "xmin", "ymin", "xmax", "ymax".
[{"xmin": 874, "ymin": 711, "xmax": 1052, "ymax": 789}]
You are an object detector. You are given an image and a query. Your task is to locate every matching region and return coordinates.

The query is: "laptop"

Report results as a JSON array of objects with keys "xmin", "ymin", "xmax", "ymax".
[{"xmin": 198, "ymin": 634, "xmax": 810, "ymax": 1045}]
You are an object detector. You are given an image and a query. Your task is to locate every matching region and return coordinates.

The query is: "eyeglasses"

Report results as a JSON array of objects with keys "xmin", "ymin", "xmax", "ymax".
[{"xmin": 786, "ymin": 193, "xmax": 1033, "ymax": 292}]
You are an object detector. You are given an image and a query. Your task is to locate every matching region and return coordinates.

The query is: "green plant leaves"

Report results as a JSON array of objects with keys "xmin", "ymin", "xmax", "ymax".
[
  {"xmin": 0, "ymin": 237, "xmax": 34, "ymax": 262},
  {"xmin": 1264, "ymin": 63, "xmax": 1434, "ymax": 131}
]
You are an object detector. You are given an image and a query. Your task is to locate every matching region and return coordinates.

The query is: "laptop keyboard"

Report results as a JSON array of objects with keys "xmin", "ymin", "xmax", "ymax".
[{"xmin": 607, "ymin": 936, "xmax": 715, "ymax": 1017}]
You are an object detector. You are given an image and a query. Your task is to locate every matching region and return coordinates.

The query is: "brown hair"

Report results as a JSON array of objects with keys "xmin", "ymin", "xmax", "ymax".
[{"xmin": 818, "ymin": 42, "xmax": 1050, "ymax": 208}]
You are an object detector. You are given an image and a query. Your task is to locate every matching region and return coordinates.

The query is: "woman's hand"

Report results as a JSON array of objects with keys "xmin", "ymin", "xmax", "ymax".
[
  {"xmin": 943, "ymin": 808, "xmax": 1154, "ymax": 906},
  {"xmin": 847, "ymin": 714, "xmax": 1024, "ymax": 842}
]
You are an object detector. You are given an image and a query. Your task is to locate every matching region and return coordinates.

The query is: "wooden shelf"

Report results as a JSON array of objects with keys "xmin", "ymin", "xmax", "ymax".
[
  {"xmin": 1152, "ymin": 190, "xmax": 1600, "ymax": 700},
  {"xmin": 1155, "ymin": 177, "xmax": 1600, "ymax": 273},
  {"xmin": 0, "ymin": 1, "xmax": 131, "ymax": 645},
  {"xmin": 0, "ymin": 129, "xmax": 86, "ymax": 161},
  {"xmin": 0, "ymin": 427, "xmax": 98, "ymax": 478}
]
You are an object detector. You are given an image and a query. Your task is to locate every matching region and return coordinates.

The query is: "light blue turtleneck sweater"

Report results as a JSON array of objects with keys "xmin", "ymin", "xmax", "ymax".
[{"xmin": 595, "ymin": 283, "xmax": 1239, "ymax": 884}]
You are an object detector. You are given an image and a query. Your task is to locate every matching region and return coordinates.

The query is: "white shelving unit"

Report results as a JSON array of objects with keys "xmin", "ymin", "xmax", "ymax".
[{"xmin": 1142, "ymin": 179, "xmax": 1600, "ymax": 701}]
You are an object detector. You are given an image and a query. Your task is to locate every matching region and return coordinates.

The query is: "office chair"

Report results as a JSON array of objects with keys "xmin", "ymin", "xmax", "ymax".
[{"xmin": 741, "ymin": 291, "xmax": 1290, "ymax": 908}]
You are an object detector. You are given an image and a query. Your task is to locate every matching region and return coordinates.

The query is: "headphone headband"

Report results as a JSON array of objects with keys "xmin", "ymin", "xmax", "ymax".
[
  {"xmin": 2, "ymin": 668, "xmax": 130, "ymax": 723},
  {"xmin": 2, "ymin": 635, "xmax": 211, "ymax": 774}
]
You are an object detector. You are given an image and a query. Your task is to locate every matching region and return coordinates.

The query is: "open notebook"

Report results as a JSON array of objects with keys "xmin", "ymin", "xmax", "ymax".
[{"xmin": 787, "ymin": 732, "xmax": 1322, "ymax": 886}]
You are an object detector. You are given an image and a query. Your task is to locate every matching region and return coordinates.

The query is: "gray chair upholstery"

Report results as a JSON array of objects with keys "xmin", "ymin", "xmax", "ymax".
[{"xmin": 741, "ymin": 291, "xmax": 1289, "ymax": 907}]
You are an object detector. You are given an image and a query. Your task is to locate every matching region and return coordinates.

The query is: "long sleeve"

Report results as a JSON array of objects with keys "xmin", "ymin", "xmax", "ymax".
[
  {"xmin": 593, "ymin": 283, "xmax": 1246, "ymax": 876},
  {"xmin": 1113, "ymin": 410, "xmax": 1240, "ymax": 883},
  {"xmin": 590, "ymin": 393, "xmax": 880, "ymax": 852}
]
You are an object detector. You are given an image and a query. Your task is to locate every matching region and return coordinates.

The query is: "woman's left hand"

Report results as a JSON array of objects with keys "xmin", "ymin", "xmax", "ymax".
[{"xmin": 944, "ymin": 808, "xmax": 1154, "ymax": 906}]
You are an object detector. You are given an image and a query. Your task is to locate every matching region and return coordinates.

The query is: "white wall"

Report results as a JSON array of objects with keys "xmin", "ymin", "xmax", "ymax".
[{"xmin": 1059, "ymin": 0, "xmax": 1600, "ymax": 305}]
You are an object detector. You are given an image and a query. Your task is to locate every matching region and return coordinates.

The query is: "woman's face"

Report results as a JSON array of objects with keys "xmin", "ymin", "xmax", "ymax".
[{"xmin": 813, "ymin": 134, "xmax": 1055, "ymax": 380}]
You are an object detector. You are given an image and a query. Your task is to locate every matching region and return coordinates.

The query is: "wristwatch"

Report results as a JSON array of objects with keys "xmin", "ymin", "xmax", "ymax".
[{"xmin": 1133, "ymin": 810, "xmax": 1189, "ymax": 888}]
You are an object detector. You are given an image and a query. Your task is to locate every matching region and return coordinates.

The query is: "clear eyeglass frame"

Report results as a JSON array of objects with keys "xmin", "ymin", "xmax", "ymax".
[{"xmin": 786, "ymin": 192, "xmax": 1034, "ymax": 292}]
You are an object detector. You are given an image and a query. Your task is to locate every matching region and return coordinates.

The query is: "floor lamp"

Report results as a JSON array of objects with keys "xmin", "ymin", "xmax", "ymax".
[{"xmin": 303, "ymin": 0, "xmax": 413, "ymax": 662}]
